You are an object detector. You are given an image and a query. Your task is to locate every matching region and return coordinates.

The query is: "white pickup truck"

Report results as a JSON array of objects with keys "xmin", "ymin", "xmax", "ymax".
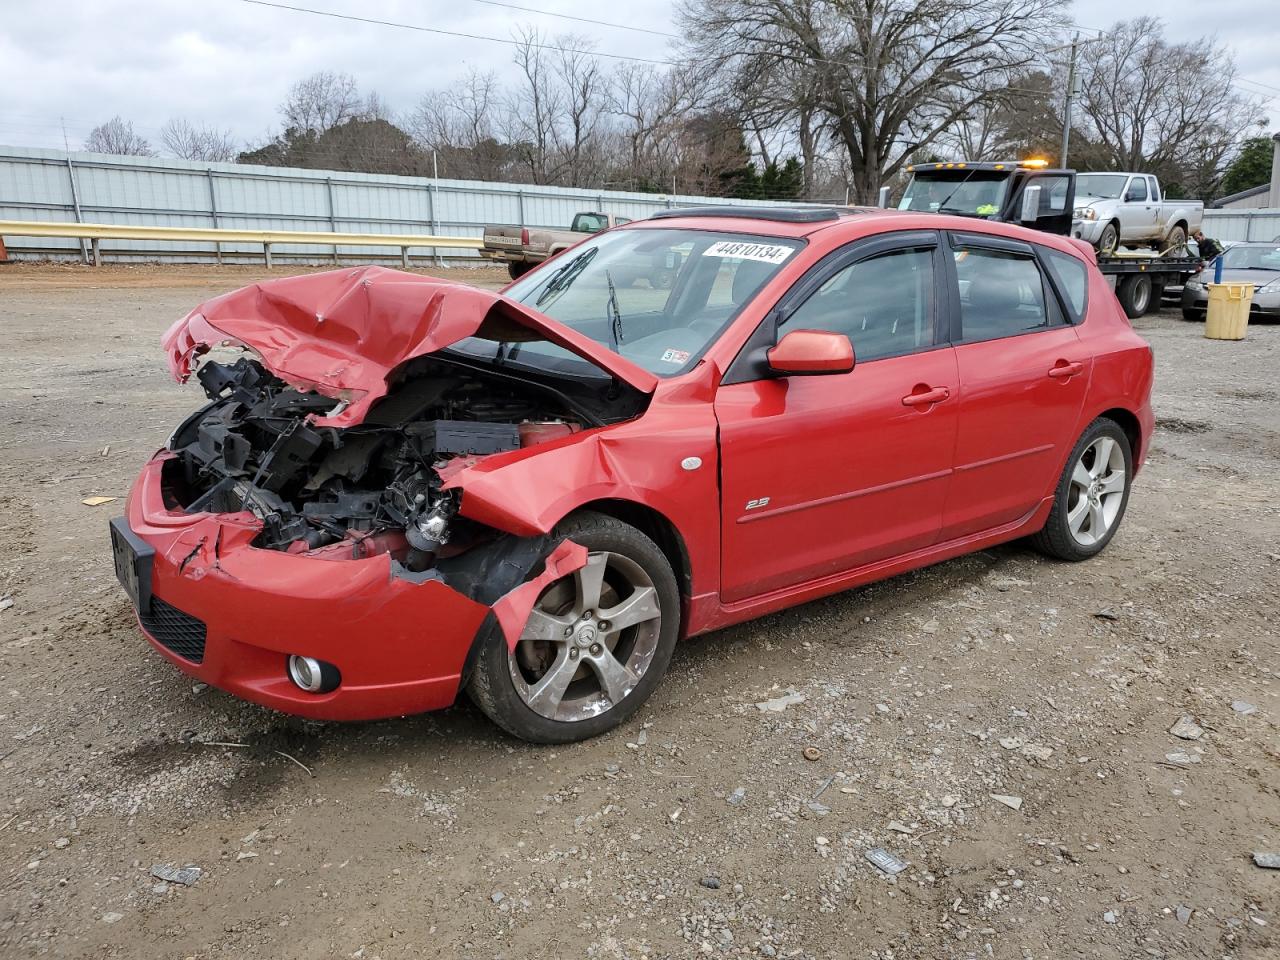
[{"xmin": 1071, "ymin": 172, "xmax": 1203, "ymax": 256}]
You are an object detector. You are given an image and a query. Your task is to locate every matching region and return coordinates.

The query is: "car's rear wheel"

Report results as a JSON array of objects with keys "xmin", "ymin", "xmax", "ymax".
[
  {"xmin": 467, "ymin": 512, "xmax": 680, "ymax": 743},
  {"xmin": 507, "ymin": 261, "xmax": 533, "ymax": 281},
  {"xmin": 1117, "ymin": 273, "xmax": 1153, "ymax": 318},
  {"xmin": 1032, "ymin": 418, "xmax": 1133, "ymax": 561}
]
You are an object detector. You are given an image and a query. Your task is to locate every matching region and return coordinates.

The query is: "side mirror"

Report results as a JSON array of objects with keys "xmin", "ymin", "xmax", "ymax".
[
  {"xmin": 766, "ymin": 329, "xmax": 854, "ymax": 376},
  {"xmin": 1020, "ymin": 184, "xmax": 1042, "ymax": 223}
]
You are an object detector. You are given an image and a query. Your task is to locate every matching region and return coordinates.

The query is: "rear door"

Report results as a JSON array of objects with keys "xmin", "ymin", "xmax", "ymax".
[
  {"xmin": 941, "ymin": 232, "xmax": 1091, "ymax": 540},
  {"xmin": 715, "ymin": 231, "xmax": 959, "ymax": 602}
]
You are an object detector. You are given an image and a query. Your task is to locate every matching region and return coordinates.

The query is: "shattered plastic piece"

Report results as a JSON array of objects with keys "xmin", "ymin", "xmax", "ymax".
[
  {"xmin": 1232, "ymin": 701, "xmax": 1258, "ymax": 716},
  {"xmin": 491, "ymin": 539, "xmax": 590, "ymax": 651},
  {"xmin": 1176, "ymin": 905, "xmax": 1193, "ymax": 924},
  {"xmin": 1253, "ymin": 852, "xmax": 1280, "ymax": 869},
  {"xmin": 990, "ymin": 794, "xmax": 1024, "ymax": 810},
  {"xmin": 1103, "ymin": 910, "xmax": 1117, "ymax": 924},
  {"xmin": 1168, "ymin": 715, "xmax": 1205, "ymax": 740},
  {"xmin": 149, "ymin": 864, "xmax": 202, "ymax": 886},
  {"xmin": 755, "ymin": 691, "xmax": 806, "ymax": 713},
  {"xmin": 887, "ymin": 821, "xmax": 913, "ymax": 834},
  {"xmin": 726, "ymin": 787, "xmax": 747, "ymax": 806},
  {"xmin": 81, "ymin": 496, "xmax": 117, "ymax": 506},
  {"xmin": 865, "ymin": 847, "xmax": 909, "ymax": 875}
]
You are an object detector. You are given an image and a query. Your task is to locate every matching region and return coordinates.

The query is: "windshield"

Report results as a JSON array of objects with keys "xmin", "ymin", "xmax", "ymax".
[
  {"xmin": 484, "ymin": 227, "xmax": 801, "ymax": 376},
  {"xmin": 1221, "ymin": 244, "xmax": 1280, "ymax": 271},
  {"xmin": 899, "ymin": 172, "xmax": 1009, "ymax": 216},
  {"xmin": 1076, "ymin": 174, "xmax": 1129, "ymax": 199}
]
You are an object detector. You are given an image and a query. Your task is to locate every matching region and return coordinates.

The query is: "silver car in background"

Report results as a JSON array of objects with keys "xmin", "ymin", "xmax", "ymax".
[{"xmin": 1181, "ymin": 242, "xmax": 1280, "ymax": 321}]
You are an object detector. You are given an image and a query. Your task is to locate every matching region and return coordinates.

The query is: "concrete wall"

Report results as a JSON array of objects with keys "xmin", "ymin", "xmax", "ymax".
[{"xmin": 0, "ymin": 146, "xmax": 798, "ymax": 264}]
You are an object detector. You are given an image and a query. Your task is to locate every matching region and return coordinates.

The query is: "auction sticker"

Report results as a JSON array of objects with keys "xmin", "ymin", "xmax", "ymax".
[
  {"xmin": 660, "ymin": 348, "xmax": 691, "ymax": 364},
  {"xmin": 702, "ymin": 240, "xmax": 794, "ymax": 265}
]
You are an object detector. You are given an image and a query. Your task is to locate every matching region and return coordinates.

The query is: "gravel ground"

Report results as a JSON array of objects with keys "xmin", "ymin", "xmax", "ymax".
[{"xmin": 1, "ymin": 263, "xmax": 1277, "ymax": 960}]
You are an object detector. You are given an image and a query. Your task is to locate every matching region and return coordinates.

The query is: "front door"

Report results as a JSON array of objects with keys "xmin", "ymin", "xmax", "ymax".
[
  {"xmin": 716, "ymin": 233, "xmax": 959, "ymax": 603},
  {"xmin": 941, "ymin": 232, "xmax": 1091, "ymax": 539}
]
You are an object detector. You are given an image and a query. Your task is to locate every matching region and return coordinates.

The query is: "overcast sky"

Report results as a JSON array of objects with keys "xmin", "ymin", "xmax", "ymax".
[{"xmin": 3, "ymin": 0, "xmax": 1277, "ymax": 155}]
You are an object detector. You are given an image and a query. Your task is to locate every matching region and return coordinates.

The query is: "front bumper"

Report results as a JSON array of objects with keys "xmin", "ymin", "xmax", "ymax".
[
  {"xmin": 1181, "ymin": 285, "xmax": 1280, "ymax": 317},
  {"xmin": 120, "ymin": 454, "xmax": 491, "ymax": 721},
  {"xmin": 1071, "ymin": 218, "xmax": 1106, "ymax": 244}
]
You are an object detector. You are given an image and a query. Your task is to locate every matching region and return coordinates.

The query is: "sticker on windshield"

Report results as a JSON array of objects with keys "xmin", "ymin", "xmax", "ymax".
[
  {"xmin": 702, "ymin": 240, "xmax": 794, "ymax": 265},
  {"xmin": 660, "ymin": 348, "xmax": 691, "ymax": 364}
]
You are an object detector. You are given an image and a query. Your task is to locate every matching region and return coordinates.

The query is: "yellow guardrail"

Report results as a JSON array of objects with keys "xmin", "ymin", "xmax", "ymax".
[{"xmin": 0, "ymin": 219, "xmax": 483, "ymax": 266}]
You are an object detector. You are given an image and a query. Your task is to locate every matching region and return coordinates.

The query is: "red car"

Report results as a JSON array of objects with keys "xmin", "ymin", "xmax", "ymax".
[{"xmin": 112, "ymin": 207, "xmax": 1154, "ymax": 742}]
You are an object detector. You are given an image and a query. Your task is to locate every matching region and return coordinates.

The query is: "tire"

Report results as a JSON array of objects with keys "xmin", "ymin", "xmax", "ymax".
[
  {"xmin": 648, "ymin": 266, "xmax": 676, "ymax": 289},
  {"xmin": 467, "ymin": 511, "xmax": 681, "ymax": 743},
  {"xmin": 1117, "ymin": 274, "xmax": 1153, "ymax": 319},
  {"xmin": 1181, "ymin": 306, "xmax": 1205, "ymax": 322},
  {"xmin": 1097, "ymin": 222, "xmax": 1120, "ymax": 256},
  {"xmin": 1031, "ymin": 418, "xmax": 1133, "ymax": 562},
  {"xmin": 1162, "ymin": 223, "xmax": 1187, "ymax": 254},
  {"xmin": 507, "ymin": 261, "xmax": 533, "ymax": 281}
]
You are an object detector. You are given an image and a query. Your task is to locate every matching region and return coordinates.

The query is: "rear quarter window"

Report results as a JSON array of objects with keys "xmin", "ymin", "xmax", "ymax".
[{"xmin": 1041, "ymin": 247, "xmax": 1089, "ymax": 321}]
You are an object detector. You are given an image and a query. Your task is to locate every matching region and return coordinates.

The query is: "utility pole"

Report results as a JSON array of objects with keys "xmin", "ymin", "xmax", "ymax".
[{"xmin": 1060, "ymin": 33, "xmax": 1081, "ymax": 168}]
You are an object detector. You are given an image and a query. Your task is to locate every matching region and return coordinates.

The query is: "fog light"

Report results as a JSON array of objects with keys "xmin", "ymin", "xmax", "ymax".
[{"xmin": 288, "ymin": 655, "xmax": 339, "ymax": 693}]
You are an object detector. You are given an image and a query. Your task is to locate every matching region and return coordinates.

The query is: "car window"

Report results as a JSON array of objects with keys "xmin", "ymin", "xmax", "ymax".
[
  {"xmin": 1127, "ymin": 178, "xmax": 1148, "ymax": 202},
  {"xmin": 1041, "ymin": 248, "xmax": 1089, "ymax": 320},
  {"xmin": 781, "ymin": 247, "xmax": 935, "ymax": 362},
  {"xmin": 573, "ymin": 213, "xmax": 608, "ymax": 232},
  {"xmin": 953, "ymin": 246, "xmax": 1050, "ymax": 340},
  {"xmin": 1036, "ymin": 176, "xmax": 1071, "ymax": 214}
]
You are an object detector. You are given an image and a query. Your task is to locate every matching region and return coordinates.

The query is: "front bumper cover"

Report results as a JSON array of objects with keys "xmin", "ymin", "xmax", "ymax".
[{"xmin": 123, "ymin": 453, "xmax": 495, "ymax": 720}]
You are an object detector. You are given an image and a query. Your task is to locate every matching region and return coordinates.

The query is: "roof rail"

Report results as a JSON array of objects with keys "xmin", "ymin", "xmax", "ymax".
[{"xmin": 648, "ymin": 206, "xmax": 849, "ymax": 224}]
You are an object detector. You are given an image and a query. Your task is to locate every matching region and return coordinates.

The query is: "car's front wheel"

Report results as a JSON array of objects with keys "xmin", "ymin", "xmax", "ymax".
[
  {"xmin": 467, "ymin": 512, "xmax": 680, "ymax": 743},
  {"xmin": 1032, "ymin": 418, "xmax": 1133, "ymax": 561}
]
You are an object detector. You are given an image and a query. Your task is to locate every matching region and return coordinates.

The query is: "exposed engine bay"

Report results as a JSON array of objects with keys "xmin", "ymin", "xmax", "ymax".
[{"xmin": 163, "ymin": 353, "xmax": 643, "ymax": 570}]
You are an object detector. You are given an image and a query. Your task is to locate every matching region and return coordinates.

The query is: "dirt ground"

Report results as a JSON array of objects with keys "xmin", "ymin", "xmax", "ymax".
[{"xmin": 0, "ymin": 262, "xmax": 1277, "ymax": 960}]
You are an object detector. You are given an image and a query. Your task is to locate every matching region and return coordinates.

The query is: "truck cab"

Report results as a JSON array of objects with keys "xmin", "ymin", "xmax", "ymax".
[{"xmin": 897, "ymin": 160, "xmax": 1075, "ymax": 235}]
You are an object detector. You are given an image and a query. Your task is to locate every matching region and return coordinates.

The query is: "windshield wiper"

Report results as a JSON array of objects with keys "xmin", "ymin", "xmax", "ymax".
[
  {"xmin": 932, "ymin": 169, "xmax": 978, "ymax": 213},
  {"xmin": 605, "ymin": 269, "xmax": 624, "ymax": 352},
  {"xmin": 535, "ymin": 247, "xmax": 598, "ymax": 308}
]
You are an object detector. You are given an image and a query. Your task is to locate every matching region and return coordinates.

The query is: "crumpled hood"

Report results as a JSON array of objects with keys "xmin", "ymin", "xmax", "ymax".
[{"xmin": 162, "ymin": 266, "xmax": 657, "ymax": 428}]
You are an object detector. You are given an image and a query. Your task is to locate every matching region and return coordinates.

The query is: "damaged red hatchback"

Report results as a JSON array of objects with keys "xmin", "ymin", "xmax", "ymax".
[{"xmin": 112, "ymin": 207, "xmax": 1154, "ymax": 742}]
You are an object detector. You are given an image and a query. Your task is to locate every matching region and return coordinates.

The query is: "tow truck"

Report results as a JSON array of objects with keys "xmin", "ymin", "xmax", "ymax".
[{"xmin": 897, "ymin": 159, "xmax": 1202, "ymax": 318}]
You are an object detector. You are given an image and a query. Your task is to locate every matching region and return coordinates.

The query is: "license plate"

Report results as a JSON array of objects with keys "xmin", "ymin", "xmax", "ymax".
[{"xmin": 109, "ymin": 517, "xmax": 154, "ymax": 614}]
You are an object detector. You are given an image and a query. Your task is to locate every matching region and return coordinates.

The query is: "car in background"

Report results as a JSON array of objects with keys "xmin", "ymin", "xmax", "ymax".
[
  {"xmin": 113, "ymin": 207, "xmax": 1154, "ymax": 743},
  {"xmin": 1072, "ymin": 172, "xmax": 1203, "ymax": 256},
  {"xmin": 1181, "ymin": 241, "xmax": 1280, "ymax": 321},
  {"xmin": 480, "ymin": 211, "xmax": 631, "ymax": 280}
]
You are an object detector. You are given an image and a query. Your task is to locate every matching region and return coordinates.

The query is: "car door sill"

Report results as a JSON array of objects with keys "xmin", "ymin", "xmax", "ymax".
[{"xmin": 700, "ymin": 496, "xmax": 1054, "ymax": 633}]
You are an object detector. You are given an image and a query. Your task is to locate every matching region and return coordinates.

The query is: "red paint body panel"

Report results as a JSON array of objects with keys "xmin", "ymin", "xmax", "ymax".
[
  {"xmin": 161, "ymin": 265, "xmax": 656, "ymax": 428},
  {"xmin": 121, "ymin": 210, "xmax": 1155, "ymax": 721}
]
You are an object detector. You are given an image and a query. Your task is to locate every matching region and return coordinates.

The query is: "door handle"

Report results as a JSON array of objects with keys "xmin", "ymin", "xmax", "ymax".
[
  {"xmin": 902, "ymin": 385, "xmax": 950, "ymax": 406},
  {"xmin": 1048, "ymin": 360, "xmax": 1084, "ymax": 379}
]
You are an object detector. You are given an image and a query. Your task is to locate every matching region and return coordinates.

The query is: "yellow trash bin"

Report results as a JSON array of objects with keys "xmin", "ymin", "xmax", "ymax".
[{"xmin": 1204, "ymin": 282, "xmax": 1253, "ymax": 340}]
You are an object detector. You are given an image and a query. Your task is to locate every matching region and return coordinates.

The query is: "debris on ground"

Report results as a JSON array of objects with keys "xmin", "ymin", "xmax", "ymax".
[
  {"xmin": 725, "ymin": 787, "xmax": 746, "ymax": 806},
  {"xmin": 1254, "ymin": 852, "xmax": 1280, "ymax": 869},
  {"xmin": 802, "ymin": 746, "xmax": 821, "ymax": 761},
  {"xmin": 1232, "ymin": 700, "xmax": 1258, "ymax": 716},
  {"xmin": 991, "ymin": 794, "xmax": 1024, "ymax": 810},
  {"xmin": 699, "ymin": 876, "xmax": 721, "ymax": 889},
  {"xmin": 864, "ymin": 847, "xmax": 909, "ymax": 875},
  {"xmin": 80, "ymin": 495, "xmax": 117, "ymax": 506},
  {"xmin": 755, "ymin": 690, "xmax": 806, "ymax": 713},
  {"xmin": 1176, "ymin": 905, "xmax": 1193, "ymax": 924},
  {"xmin": 1165, "ymin": 751, "xmax": 1201, "ymax": 765},
  {"xmin": 0, "ymin": 597, "xmax": 12, "ymax": 612},
  {"xmin": 1168, "ymin": 715, "xmax": 1205, "ymax": 740},
  {"xmin": 1094, "ymin": 608, "xmax": 1120, "ymax": 621},
  {"xmin": 149, "ymin": 864, "xmax": 202, "ymax": 886},
  {"xmin": 1103, "ymin": 911, "xmax": 1118, "ymax": 924}
]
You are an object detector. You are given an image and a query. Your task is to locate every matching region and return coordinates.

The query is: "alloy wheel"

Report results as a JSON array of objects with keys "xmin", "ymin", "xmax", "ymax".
[
  {"xmin": 1066, "ymin": 436, "xmax": 1126, "ymax": 547},
  {"xmin": 508, "ymin": 551, "xmax": 663, "ymax": 722}
]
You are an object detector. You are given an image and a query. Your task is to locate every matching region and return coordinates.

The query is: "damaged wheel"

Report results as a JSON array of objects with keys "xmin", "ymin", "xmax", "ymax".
[{"xmin": 468, "ymin": 512, "xmax": 679, "ymax": 743}]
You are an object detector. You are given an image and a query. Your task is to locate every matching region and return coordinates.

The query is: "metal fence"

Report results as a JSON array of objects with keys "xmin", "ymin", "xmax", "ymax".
[
  {"xmin": 0, "ymin": 146, "xmax": 795, "ymax": 265},
  {"xmin": 1201, "ymin": 208, "xmax": 1280, "ymax": 244}
]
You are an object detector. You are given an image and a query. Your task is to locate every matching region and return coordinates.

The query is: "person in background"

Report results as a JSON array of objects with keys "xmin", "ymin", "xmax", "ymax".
[{"xmin": 1193, "ymin": 230, "xmax": 1222, "ymax": 264}]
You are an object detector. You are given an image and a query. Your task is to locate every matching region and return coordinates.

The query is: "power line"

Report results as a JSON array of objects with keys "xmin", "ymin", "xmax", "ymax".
[
  {"xmin": 465, "ymin": 0, "xmax": 678, "ymax": 39},
  {"xmin": 236, "ymin": 0, "xmax": 672, "ymax": 63}
]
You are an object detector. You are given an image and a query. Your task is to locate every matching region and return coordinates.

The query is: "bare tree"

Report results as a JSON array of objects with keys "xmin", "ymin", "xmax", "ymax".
[
  {"xmin": 161, "ymin": 118, "xmax": 238, "ymax": 161},
  {"xmin": 84, "ymin": 116, "xmax": 154, "ymax": 156},
  {"xmin": 679, "ymin": 0, "xmax": 1063, "ymax": 202},
  {"xmin": 411, "ymin": 69, "xmax": 512, "ymax": 180},
  {"xmin": 503, "ymin": 28, "xmax": 569, "ymax": 184},
  {"xmin": 1074, "ymin": 18, "xmax": 1265, "ymax": 195},
  {"xmin": 281, "ymin": 71, "xmax": 362, "ymax": 135}
]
